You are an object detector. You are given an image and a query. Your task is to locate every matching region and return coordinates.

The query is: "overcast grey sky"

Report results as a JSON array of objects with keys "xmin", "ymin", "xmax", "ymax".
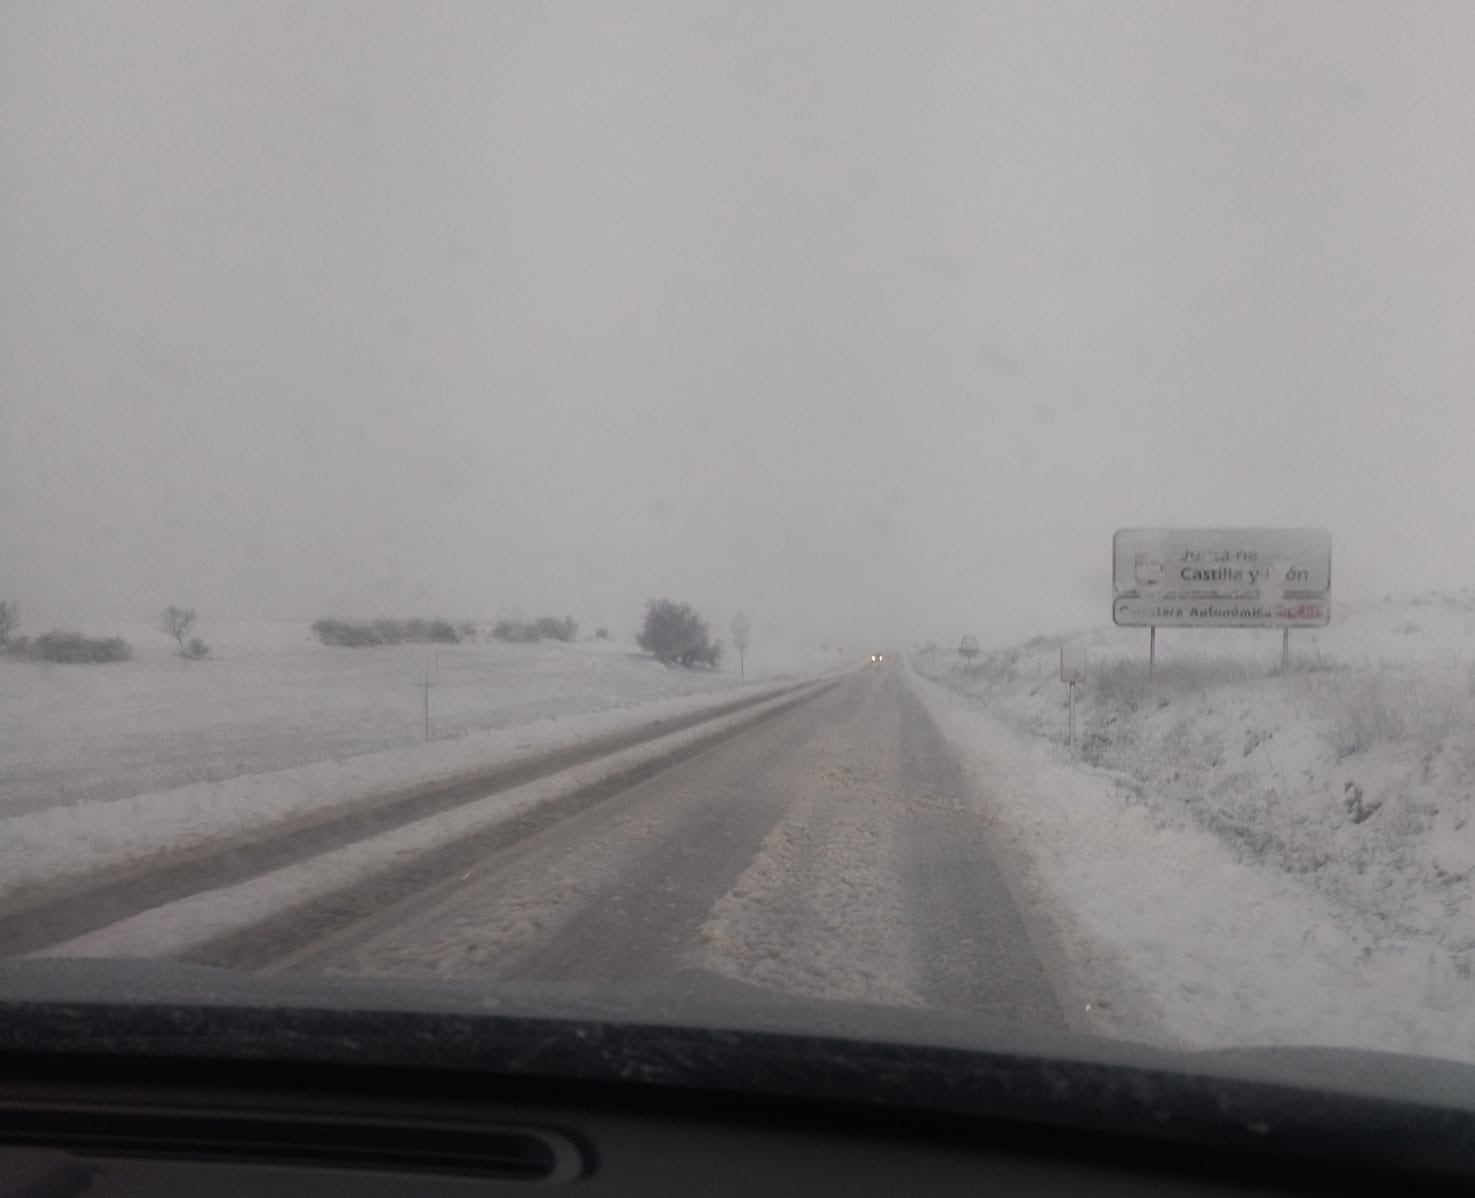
[{"xmin": 5, "ymin": 1, "xmax": 1475, "ymax": 647}]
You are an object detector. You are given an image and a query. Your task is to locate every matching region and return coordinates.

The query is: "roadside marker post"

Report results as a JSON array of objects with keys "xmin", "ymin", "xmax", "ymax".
[
  {"xmin": 418, "ymin": 650, "xmax": 439, "ymax": 742},
  {"xmin": 731, "ymin": 612, "xmax": 751, "ymax": 681},
  {"xmin": 1060, "ymin": 646, "xmax": 1088, "ymax": 748}
]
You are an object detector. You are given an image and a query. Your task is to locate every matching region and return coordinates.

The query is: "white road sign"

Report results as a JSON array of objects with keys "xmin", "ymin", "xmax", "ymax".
[
  {"xmin": 1060, "ymin": 646, "xmax": 1088, "ymax": 683},
  {"xmin": 1113, "ymin": 528, "xmax": 1331, "ymax": 628}
]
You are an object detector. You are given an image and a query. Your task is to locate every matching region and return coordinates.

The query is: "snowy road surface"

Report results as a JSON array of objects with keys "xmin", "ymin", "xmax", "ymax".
[{"xmin": 276, "ymin": 663, "xmax": 1064, "ymax": 1026}]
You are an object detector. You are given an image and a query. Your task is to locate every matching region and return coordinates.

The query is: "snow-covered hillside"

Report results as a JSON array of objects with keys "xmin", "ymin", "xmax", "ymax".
[
  {"xmin": 911, "ymin": 591, "xmax": 1475, "ymax": 1063},
  {"xmin": 0, "ymin": 620, "xmax": 847, "ymax": 817}
]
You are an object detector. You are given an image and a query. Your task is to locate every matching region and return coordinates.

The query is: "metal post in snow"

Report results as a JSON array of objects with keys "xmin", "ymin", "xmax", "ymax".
[
  {"xmin": 420, "ymin": 650, "xmax": 438, "ymax": 742},
  {"xmin": 1282, "ymin": 628, "xmax": 1290, "ymax": 673},
  {"xmin": 730, "ymin": 612, "xmax": 751, "ymax": 682},
  {"xmin": 1149, "ymin": 626, "xmax": 1156, "ymax": 678},
  {"xmin": 1060, "ymin": 644, "xmax": 1087, "ymax": 747}
]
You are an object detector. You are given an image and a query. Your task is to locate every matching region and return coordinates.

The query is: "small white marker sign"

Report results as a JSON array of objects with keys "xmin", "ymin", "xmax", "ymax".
[{"xmin": 1060, "ymin": 646, "xmax": 1088, "ymax": 683}]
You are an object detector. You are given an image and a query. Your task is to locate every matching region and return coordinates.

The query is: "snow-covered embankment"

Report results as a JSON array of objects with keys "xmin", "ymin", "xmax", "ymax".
[{"xmin": 908, "ymin": 594, "xmax": 1475, "ymax": 1064}]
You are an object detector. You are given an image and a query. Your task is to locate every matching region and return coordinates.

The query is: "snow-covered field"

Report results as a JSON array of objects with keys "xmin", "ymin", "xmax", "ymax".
[
  {"xmin": 910, "ymin": 591, "xmax": 1475, "ymax": 1063},
  {"xmin": 39, "ymin": 681, "xmax": 834, "ymax": 963},
  {"xmin": 0, "ymin": 619, "xmax": 847, "ymax": 817},
  {"xmin": 0, "ymin": 675, "xmax": 829, "ymax": 913}
]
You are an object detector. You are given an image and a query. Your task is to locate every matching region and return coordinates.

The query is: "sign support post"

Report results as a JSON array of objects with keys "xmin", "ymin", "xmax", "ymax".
[
  {"xmin": 1282, "ymin": 628, "xmax": 1290, "ymax": 673},
  {"xmin": 1149, "ymin": 626, "xmax": 1156, "ymax": 678},
  {"xmin": 1060, "ymin": 646, "xmax": 1088, "ymax": 748}
]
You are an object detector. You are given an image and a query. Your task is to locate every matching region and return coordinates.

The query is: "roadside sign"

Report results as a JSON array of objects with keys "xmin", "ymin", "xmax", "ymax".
[
  {"xmin": 1060, "ymin": 646, "xmax": 1087, "ymax": 683},
  {"xmin": 1113, "ymin": 528, "xmax": 1331, "ymax": 628}
]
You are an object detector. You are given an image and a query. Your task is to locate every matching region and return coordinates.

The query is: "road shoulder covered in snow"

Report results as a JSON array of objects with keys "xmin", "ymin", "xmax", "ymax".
[
  {"xmin": 0, "ymin": 679, "xmax": 811, "ymax": 911},
  {"xmin": 903, "ymin": 630, "xmax": 1475, "ymax": 1064},
  {"xmin": 40, "ymin": 682, "xmax": 834, "ymax": 963},
  {"xmin": 694, "ymin": 669, "xmax": 1064, "ymax": 1025}
]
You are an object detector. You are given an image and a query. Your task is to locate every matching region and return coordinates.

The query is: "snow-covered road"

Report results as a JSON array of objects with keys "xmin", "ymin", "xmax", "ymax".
[{"xmin": 275, "ymin": 664, "xmax": 1064, "ymax": 1026}]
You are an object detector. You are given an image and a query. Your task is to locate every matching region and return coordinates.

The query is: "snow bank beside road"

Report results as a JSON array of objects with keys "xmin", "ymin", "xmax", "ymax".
[
  {"xmin": 0, "ymin": 678, "xmax": 813, "ymax": 911},
  {"xmin": 41, "ymin": 681, "xmax": 835, "ymax": 964},
  {"xmin": 0, "ymin": 622, "xmax": 854, "ymax": 818},
  {"xmin": 907, "ymin": 595, "xmax": 1475, "ymax": 1064}
]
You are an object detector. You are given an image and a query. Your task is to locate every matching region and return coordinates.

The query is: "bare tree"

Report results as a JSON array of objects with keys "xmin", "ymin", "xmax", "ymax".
[
  {"xmin": 730, "ymin": 612, "xmax": 751, "ymax": 680},
  {"xmin": 159, "ymin": 605, "xmax": 197, "ymax": 651},
  {"xmin": 0, "ymin": 600, "xmax": 17, "ymax": 645}
]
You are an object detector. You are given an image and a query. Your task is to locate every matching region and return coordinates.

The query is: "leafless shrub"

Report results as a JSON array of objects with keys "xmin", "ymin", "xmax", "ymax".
[
  {"xmin": 159, "ymin": 606, "xmax": 197, "ymax": 651},
  {"xmin": 312, "ymin": 617, "xmax": 460, "ymax": 647},
  {"xmin": 23, "ymin": 631, "xmax": 132, "ymax": 663}
]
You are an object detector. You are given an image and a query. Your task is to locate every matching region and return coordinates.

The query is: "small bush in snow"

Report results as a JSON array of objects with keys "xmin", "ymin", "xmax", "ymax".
[
  {"xmin": 1092, "ymin": 657, "xmax": 1262, "ymax": 714},
  {"xmin": 595, "ymin": 626, "xmax": 611, "ymax": 640},
  {"xmin": 312, "ymin": 618, "xmax": 376, "ymax": 647},
  {"xmin": 1088, "ymin": 660, "xmax": 1152, "ymax": 713},
  {"xmin": 491, "ymin": 616, "xmax": 577, "ymax": 643},
  {"xmin": 182, "ymin": 637, "xmax": 210, "ymax": 660},
  {"xmin": 418, "ymin": 618, "xmax": 461, "ymax": 643},
  {"xmin": 1326, "ymin": 670, "xmax": 1418, "ymax": 757},
  {"xmin": 23, "ymin": 631, "xmax": 133, "ymax": 663},
  {"xmin": 312, "ymin": 617, "xmax": 461, "ymax": 647},
  {"xmin": 426, "ymin": 619, "xmax": 462, "ymax": 644},
  {"xmin": 1291, "ymin": 650, "xmax": 1342, "ymax": 674},
  {"xmin": 534, "ymin": 615, "xmax": 578, "ymax": 642}
]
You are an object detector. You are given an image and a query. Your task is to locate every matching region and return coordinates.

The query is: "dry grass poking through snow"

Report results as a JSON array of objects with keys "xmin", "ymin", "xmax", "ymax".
[{"xmin": 916, "ymin": 599, "xmax": 1475, "ymax": 1005}]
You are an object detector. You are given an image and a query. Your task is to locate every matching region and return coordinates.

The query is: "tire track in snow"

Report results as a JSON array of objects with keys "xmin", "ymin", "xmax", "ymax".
[
  {"xmin": 287, "ymin": 665, "xmax": 1063, "ymax": 1032},
  {"xmin": 697, "ymin": 669, "xmax": 1063, "ymax": 1022}
]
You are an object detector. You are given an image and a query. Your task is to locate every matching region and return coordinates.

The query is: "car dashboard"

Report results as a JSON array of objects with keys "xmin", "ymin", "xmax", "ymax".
[{"xmin": 0, "ymin": 963, "xmax": 1471, "ymax": 1196}]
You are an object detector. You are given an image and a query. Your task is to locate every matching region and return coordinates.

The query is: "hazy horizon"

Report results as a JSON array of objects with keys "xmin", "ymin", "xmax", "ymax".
[{"xmin": 6, "ymin": 2, "xmax": 1475, "ymax": 649}]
